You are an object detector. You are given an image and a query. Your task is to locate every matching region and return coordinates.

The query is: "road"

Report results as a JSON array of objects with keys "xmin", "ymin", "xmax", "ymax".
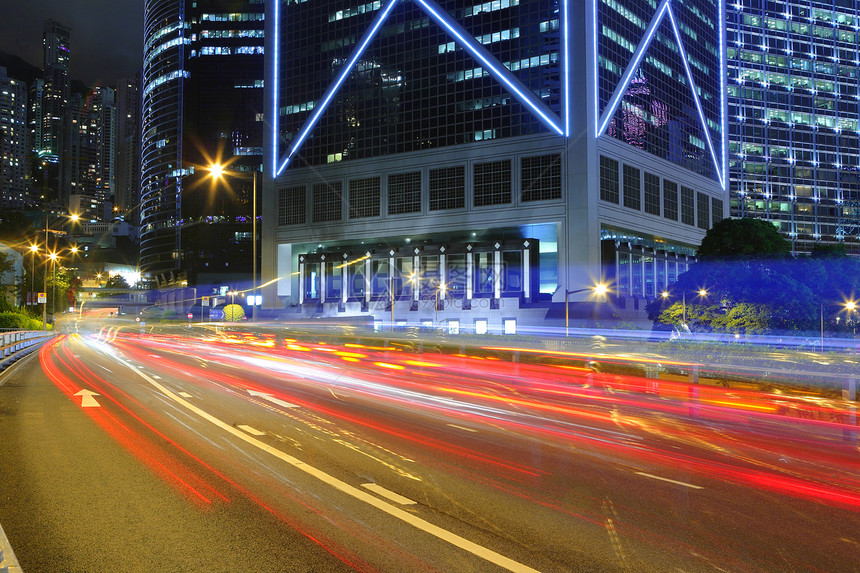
[{"xmin": 0, "ymin": 322, "xmax": 858, "ymax": 572}]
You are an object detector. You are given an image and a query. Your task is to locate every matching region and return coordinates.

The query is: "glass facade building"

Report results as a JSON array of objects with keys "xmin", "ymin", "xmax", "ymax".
[
  {"xmin": 0, "ymin": 67, "xmax": 28, "ymax": 210},
  {"xmin": 141, "ymin": 0, "xmax": 264, "ymax": 286},
  {"xmin": 264, "ymin": 0, "xmax": 726, "ymax": 328},
  {"xmin": 728, "ymin": 0, "xmax": 860, "ymax": 254}
]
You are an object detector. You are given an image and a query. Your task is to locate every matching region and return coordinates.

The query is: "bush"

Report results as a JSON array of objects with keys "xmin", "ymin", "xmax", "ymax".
[{"xmin": 0, "ymin": 311, "xmax": 38, "ymax": 330}]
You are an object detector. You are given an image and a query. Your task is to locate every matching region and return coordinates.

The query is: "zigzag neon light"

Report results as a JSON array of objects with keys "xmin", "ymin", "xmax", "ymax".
[
  {"xmin": 596, "ymin": 0, "xmax": 670, "ymax": 136},
  {"xmin": 666, "ymin": 4, "xmax": 724, "ymax": 189},
  {"xmin": 274, "ymin": 0, "xmax": 566, "ymax": 176},
  {"xmin": 415, "ymin": 0, "xmax": 563, "ymax": 137},
  {"xmin": 595, "ymin": 0, "xmax": 726, "ymax": 189},
  {"xmin": 275, "ymin": 0, "xmax": 402, "ymax": 177}
]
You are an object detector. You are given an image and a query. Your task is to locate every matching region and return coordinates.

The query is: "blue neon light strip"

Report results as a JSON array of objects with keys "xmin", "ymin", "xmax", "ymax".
[
  {"xmin": 414, "ymin": 0, "xmax": 563, "ymax": 136},
  {"xmin": 665, "ymin": 5, "xmax": 724, "ymax": 188},
  {"xmin": 593, "ymin": 0, "xmax": 598, "ymax": 137},
  {"xmin": 718, "ymin": 0, "xmax": 727, "ymax": 189},
  {"xmin": 596, "ymin": 0, "xmax": 670, "ymax": 137},
  {"xmin": 271, "ymin": 0, "xmax": 280, "ymax": 175},
  {"xmin": 563, "ymin": 0, "xmax": 570, "ymax": 136},
  {"xmin": 275, "ymin": 0, "xmax": 402, "ymax": 177}
]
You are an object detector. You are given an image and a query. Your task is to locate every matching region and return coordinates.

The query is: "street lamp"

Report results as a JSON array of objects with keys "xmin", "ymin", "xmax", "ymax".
[
  {"xmin": 660, "ymin": 288, "xmax": 707, "ymax": 326},
  {"xmin": 821, "ymin": 299, "xmax": 859, "ymax": 352},
  {"xmin": 208, "ymin": 163, "xmax": 259, "ymax": 320},
  {"xmin": 565, "ymin": 282, "xmax": 608, "ymax": 336},
  {"xmin": 48, "ymin": 252, "xmax": 58, "ymax": 323},
  {"xmin": 29, "ymin": 244, "xmax": 38, "ymax": 306}
]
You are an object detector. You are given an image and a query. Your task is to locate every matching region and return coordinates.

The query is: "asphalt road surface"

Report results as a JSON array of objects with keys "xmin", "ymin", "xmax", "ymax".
[{"xmin": 0, "ymin": 324, "xmax": 858, "ymax": 572}]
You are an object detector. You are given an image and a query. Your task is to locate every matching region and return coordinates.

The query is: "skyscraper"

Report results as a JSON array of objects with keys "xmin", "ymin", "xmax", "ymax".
[
  {"xmin": 115, "ymin": 76, "xmax": 140, "ymax": 221},
  {"xmin": 728, "ymin": 1, "xmax": 860, "ymax": 254},
  {"xmin": 41, "ymin": 19, "xmax": 71, "ymax": 161},
  {"xmin": 0, "ymin": 67, "xmax": 29, "ymax": 209},
  {"xmin": 141, "ymin": 0, "xmax": 264, "ymax": 289},
  {"xmin": 263, "ymin": 0, "xmax": 727, "ymax": 328},
  {"xmin": 66, "ymin": 86, "xmax": 116, "ymax": 221}
]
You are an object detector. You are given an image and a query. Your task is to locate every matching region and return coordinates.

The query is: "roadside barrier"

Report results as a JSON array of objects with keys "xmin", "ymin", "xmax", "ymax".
[{"xmin": 0, "ymin": 330, "xmax": 54, "ymax": 373}]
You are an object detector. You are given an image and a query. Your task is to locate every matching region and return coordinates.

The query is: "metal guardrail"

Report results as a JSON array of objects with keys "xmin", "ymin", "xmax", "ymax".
[{"xmin": 0, "ymin": 330, "xmax": 54, "ymax": 373}]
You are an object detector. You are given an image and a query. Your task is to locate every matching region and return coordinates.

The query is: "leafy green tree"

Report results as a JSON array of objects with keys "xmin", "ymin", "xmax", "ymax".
[
  {"xmin": 98, "ymin": 274, "xmax": 131, "ymax": 299},
  {"xmin": 648, "ymin": 218, "xmax": 854, "ymax": 335},
  {"xmin": 698, "ymin": 218, "xmax": 791, "ymax": 259}
]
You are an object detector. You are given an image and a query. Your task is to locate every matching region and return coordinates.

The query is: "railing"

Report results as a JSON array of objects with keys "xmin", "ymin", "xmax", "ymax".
[{"xmin": 0, "ymin": 330, "xmax": 55, "ymax": 372}]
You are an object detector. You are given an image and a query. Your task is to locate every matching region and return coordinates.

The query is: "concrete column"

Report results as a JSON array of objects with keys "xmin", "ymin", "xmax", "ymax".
[
  {"xmin": 493, "ymin": 250, "xmax": 501, "ymax": 299},
  {"xmin": 320, "ymin": 258, "xmax": 327, "ymax": 303},
  {"xmin": 466, "ymin": 251, "xmax": 473, "ymax": 301},
  {"xmin": 298, "ymin": 260, "xmax": 305, "ymax": 304}
]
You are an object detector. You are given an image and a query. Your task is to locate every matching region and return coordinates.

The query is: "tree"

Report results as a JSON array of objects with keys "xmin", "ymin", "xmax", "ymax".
[
  {"xmin": 698, "ymin": 218, "xmax": 791, "ymax": 259},
  {"xmin": 649, "ymin": 218, "xmax": 850, "ymax": 335},
  {"xmin": 98, "ymin": 274, "xmax": 131, "ymax": 299}
]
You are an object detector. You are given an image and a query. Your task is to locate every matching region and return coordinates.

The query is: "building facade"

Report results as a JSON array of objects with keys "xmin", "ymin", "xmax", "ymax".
[
  {"xmin": 0, "ymin": 67, "xmax": 29, "ymax": 210},
  {"xmin": 41, "ymin": 19, "xmax": 71, "ymax": 162},
  {"xmin": 728, "ymin": 0, "xmax": 860, "ymax": 254},
  {"xmin": 140, "ymin": 0, "xmax": 265, "ymax": 291},
  {"xmin": 115, "ymin": 76, "xmax": 141, "ymax": 222},
  {"xmin": 263, "ymin": 0, "xmax": 727, "ymax": 330},
  {"xmin": 65, "ymin": 86, "xmax": 116, "ymax": 221}
]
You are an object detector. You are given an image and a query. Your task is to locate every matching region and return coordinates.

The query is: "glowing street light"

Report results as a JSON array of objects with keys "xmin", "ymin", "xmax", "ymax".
[{"xmin": 565, "ymin": 282, "xmax": 609, "ymax": 336}]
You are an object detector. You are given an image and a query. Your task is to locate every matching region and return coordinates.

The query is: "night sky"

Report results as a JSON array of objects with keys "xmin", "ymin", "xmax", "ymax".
[{"xmin": 0, "ymin": 0, "xmax": 143, "ymax": 86}]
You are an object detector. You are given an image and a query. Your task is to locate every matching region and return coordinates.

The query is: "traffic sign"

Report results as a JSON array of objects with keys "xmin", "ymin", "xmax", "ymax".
[
  {"xmin": 202, "ymin": 296, "xmax": 210, "ymax": 307},
  {"xmin": 38, "ymin": 292, "xmax": 47, "ymax": 303}
]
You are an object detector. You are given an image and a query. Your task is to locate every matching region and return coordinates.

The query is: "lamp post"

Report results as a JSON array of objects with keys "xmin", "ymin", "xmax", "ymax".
[
  {"xmin": 821, "ymin": 300, "xmax": 858, "ymax": 352},
  {"xmin": 565, "ymin": 283, "xmax": 608, "ymax": 336},
  {"xmin": 208, "ymin": 164, "xmax": 258, "ymax": 321},
  {"xmin": 48, "ymin": 252, "xmax": 58, "ymax": 324},
  {"xmin": 40, "ymin": 212, "xmax": 79, "ymax": 329},
  {"xmin": 29, "ymin": 244, "xmax": 38, "ymax": 307}
]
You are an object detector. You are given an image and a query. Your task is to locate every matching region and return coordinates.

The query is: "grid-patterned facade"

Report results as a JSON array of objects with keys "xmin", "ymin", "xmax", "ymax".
[
  {"xmin": 429, "ymin": 165, "xmax": 465, "ymax": 211},
  {"xmin": 521, "ymin": 154, "xmax": 561, "ymax": 202},
  {"xmin": 0, "ymin": 69, "xmax": 28, "ymax": 209},
  {"xmin": 349, "ymin": 176, "xmax": 381, "ymax": 218},
  {"xmin": 387, "ymin": 171, "xmax": 421, "ymax": 215},
  {"xmin": 277, "ymin": 0, "xmax": 562, "ymax": 168},
  {"xmin": 597, "ymin": 0, "xmax": 724, "ymax": 183},
  {"xmin": 728, "ymin": 1, "xmax": 860, "ymax": 254},
  {"xmin": 474, "ymin": 159, "xmax": 512, "ymax": 206}
]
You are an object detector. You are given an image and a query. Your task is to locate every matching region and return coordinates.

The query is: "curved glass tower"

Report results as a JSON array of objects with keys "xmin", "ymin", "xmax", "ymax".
[{"xmin": 140, "ymin": 0, "xmax": 189, "ymax": 279}]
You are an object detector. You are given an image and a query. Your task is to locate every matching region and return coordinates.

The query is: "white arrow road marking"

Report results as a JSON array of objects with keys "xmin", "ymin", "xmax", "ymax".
[
  {"xmin": 238, "ymin": 424, "xmax": 265, "ymax": 436},
  {"xmin": 635, "ymin": 471, "xmax": 703, "ymax": 489},
  {"xmin": 74, "ymin": 389, "xmax": 101, "ymax": 408},
  {"xmin": 247, "ymin": 390, "xmax": 299, "ymax": 408},
  {"xmin": 113, "ymin": 355, "xmax": 538, "ymax": 573},
  {"xmin": 362, "ymin": 483, "xmax": 416, "ymax": 505}
]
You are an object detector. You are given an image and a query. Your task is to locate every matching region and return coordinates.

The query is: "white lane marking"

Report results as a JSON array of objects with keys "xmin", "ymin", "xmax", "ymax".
[
  {"xmin": 74, "ymin": 389, "xmax": 101, "ymax": 408},
  {"xmin": 177, "ymin": 391, "xmax": 193, "ymax": 398},
  {"xmin": 635, "ymin": 471, "xmax": 703, "ymax": 489},
  {"xmin": 97, "ymin": 364, "xmax": 114, "ymax": 374},
  {"xmin": 362, "ymin": 483, "xmax": 416, "ymax": 505},
  {"xmin": 152, "ymin": 375, "xmax": 162, "ymax": 379},
  {"xmin": 238, "ymin": 424, "xmax": 266, "ymax": 436},
  {"xmin": 447, "ymin": 424, "xmax": 477, "ymax": 433},
  {"xmin": 112, "ymin": 355, "xmax": 538, "ymax": 573},
  {"xmin": 247, "ymin": 390, "xmax": 299, "ymax": 408}
]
